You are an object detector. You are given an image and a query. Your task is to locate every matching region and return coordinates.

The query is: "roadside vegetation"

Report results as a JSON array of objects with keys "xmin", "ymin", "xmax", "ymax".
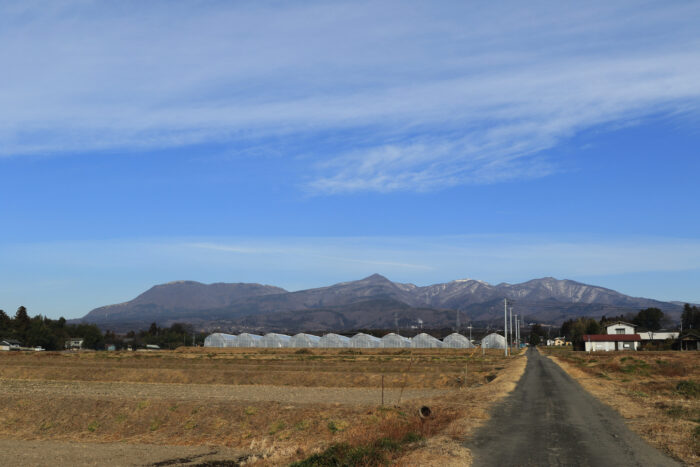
[{"xmin": 544, "ymin": 347, "xmax": 699, "ymax": 464}]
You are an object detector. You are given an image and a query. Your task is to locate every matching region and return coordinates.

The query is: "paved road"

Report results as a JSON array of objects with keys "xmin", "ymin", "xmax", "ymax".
[{"xmin": 467, "ymin": 347, "xmax": 679, "ymax": 466}]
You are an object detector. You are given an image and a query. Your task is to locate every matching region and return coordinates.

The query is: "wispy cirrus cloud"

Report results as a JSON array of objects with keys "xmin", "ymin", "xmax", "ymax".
[{"xmin": 1, "ymin": 1, "xmax": 700, "ymax": 192}]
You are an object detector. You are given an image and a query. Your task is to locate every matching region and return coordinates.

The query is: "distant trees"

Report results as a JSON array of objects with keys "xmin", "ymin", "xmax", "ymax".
[
  {"xmin": 14, "ymin": 306, "xmax": 30, "ymax": 341},
  {"xmin": 0, "ymin": 309, "xmax": 10, "ymax": 332},
  {"xmin": 528, "ymin": 323, "xmax": 545, "ymax": 345},
  {"xmin": 0, "ymin": 307, "xmax": 207, "ymax": 350},
  {"xmin": 632, "ymin": 307, "xmax": 664, "ymax": 331},
  {"xmin": 682, "ymin": 304, "xmax": 700, "ymax": 330},
  {"xmin": 560, "ymin": 317, "xmax": 600, "ymax": 347},
  {"xmin": 0, "ymin": 306, "xmax": 103, "ymax": 350},
  {"xmin": 132, "ymin": 322, "xmax": 199, "ymax": 349}
]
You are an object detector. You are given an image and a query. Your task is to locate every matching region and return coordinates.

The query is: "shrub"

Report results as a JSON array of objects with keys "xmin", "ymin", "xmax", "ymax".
[
  {"xmin": 268, "ymin": 420, "xmax": 286, "ymax": 434},
  {"xmin": 327, "ymin": 420, "xmax": 348, "ymax": 433},
  {"xmin": 656, "ymin": 361, "xmax": 688, "ymax": 377},
  {"xmin": 676, "ymin": 380, "xmax": 700, "ymax": 398},
  {"xmin": 291, "ymin": 443, "xmax": 383, "ymax": 467}
]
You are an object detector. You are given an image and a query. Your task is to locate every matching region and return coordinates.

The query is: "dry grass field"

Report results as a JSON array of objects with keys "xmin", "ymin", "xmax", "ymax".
[
  {"xmin": 0, "ymin": 347, "xmax": 526, "ymax": 466},
  {"xmin": 543, "ymin": 347, "xmax": 700, "ymax": 465}
]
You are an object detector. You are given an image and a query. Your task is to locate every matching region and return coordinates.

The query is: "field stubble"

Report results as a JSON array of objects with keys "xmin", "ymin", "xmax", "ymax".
[{"xmin": 0, "ymin": 347, "xmax": 525, "ymax": 465}]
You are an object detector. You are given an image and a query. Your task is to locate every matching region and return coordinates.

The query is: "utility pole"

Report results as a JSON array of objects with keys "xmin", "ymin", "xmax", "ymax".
[
  {"xmin": 509, "ymin": 306, "xmax": 514, "ymax": 350},
  {"xmin": 468, "ymin": 324, "xmax": 473, "ymax": 344},
  {"xmin": 456, "ymin": 310, "xmax": 460, "ymax": 333},
  {"xmin": 504, "ymin": 298, "xmax": 508, "ymax": 356}
]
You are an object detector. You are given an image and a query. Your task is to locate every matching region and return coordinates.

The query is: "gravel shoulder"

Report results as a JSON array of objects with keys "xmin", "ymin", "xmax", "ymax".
[
  {"xmin": 466, "ymin": 347, "xmax": 680, "ymax": 466},
  {"xmin": 0, "ymin": 378, "xmax": 447, "ymax": 405}
]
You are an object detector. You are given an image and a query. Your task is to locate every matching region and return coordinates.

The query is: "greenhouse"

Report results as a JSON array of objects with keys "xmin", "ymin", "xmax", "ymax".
[
  {"xmin": 235, "ymin": 333, "xmax": 263, "ymax": 347},
  {"xmin": 411, "ymin": 333, "xmax": 443, "ymax": 348},
  {"xmin": 318, "ymin": 333, "xmax": 352, "ymax": 348},
  {"xmin": 381, "ymin": 333, "xmax": 411, "ymax": 348},
  {"xmin": 481, "ymin": 333, "xmax": 506, "ymax": 349},
  {"xmin": 289, "ymin": 333, "xmax": 320, "ymax": 348},
  {"xmin": 259, "ymin": 333, "xmax": 291, "ymax": 348},
  {"xmin": 442, "ymin": 333, "xmax": 475, "ymax": 349},
  {"xmin": 203, "ymin": 333, "xmax": 237, "ymax": 348},
  {"xmin": 350, "ymin": 333, "xmax": 382, "ymax": 348}
]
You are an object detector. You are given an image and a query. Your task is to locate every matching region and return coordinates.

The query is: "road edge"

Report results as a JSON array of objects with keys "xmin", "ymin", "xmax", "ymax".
[
  {"xmin": 398, "ymin": 351, "xmax": 529, "ymax": 466},
  {"xmin": 545, "ymin": 352, "xmax": 692, "ymax": 465}
]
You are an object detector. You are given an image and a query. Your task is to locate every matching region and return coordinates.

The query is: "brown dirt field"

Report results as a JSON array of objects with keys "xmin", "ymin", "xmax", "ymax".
[
  {"xmin": 543, "ymin": 348, "xmax": 700, "ymax": 465},
  {"xmin": 0, "ymin": 379, "xmax": 446, "ymax": 405},
  {"xmin": 0, "ymin": 347, "xmax": 524, "ymax": 466},
  {"xmin": 0, "ymin": 439, "xmax": 250, "ymax": 467},
  {"xmin": 0, "ymin": 347, "xmax": 503, "ymax": 388}
]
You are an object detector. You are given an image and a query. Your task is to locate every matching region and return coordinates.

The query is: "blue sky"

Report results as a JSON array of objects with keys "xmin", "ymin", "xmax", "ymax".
[{"xmin": 1, "ymin": 1, "xmax": 699, "ymax": 319}]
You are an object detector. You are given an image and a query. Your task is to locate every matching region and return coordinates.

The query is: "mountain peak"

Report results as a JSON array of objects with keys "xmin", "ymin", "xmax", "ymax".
[{"xmin": 363, "ymin": 273, "xmax": 391, "ymax": 282}]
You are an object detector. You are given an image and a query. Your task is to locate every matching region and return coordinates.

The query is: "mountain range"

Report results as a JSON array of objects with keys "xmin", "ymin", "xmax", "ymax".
[{"xmin": 75, "ymin": 274, "xmax": 683, "ymax": 333}]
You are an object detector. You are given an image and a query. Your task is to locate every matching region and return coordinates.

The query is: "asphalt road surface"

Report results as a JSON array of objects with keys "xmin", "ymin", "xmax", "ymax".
[{"xmin": 467, "ymin": 347, "xmax": 679, "ymax": 466}]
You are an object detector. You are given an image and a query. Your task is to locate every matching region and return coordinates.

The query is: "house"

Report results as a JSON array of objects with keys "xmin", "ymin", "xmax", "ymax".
[
  {"xmin": 64, "ymin": 338, "xmax": 84, "ymax": 350},
  {"xmin": 678, "ymin": 329, "xmax": 700, "ymax": 351},
  {"xmin": 0, "ymin": 339, "xmax": 22, "ymax": 351},
  {"xmin": 605, "ymin": 321, "xmax": 679, "ymax": 346},
  {"xmin": 546, "ymin": 337, "xmax": 570, "ymax": 346},
  {"xmin": 605, "ymin": 321, "xmax": 636, "ymax": 335},
  {"xmin": 583, "ymin": 334, "xmax": 641, "ymax": 352}
]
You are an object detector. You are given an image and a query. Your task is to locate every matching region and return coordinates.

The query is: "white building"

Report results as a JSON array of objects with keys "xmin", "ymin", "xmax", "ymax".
[
  {"xmin": 318, "ymin": 333, "xmax": 352, "ymax": 348},
  {"xmin": 637, "ymin": 331, "xmax": 680, "ymax": 341},
  {"xmin": 411, "ymin": 333, "xmax": 443, "ymax": 348},
  {"xmin": 605, "ymin": 321, "xmax": 636, "ymax": 335},
  {"xmin": 204, "ymin": 333, "xmax": 238, "ymax": 348},
  {"xmin": 381, "ymin": 333, "xmax": 411, "ymax": 348},
  {"xmin": 65, "ymin": 338, "xmax": 84, "ymax": 350},
  {"xmin": 235, "ymin": 333, "xmax": 263, "ymax": 347},
  {"xmin": 481, "ymin": 333, "xmax": 506, "ymax": 349},
  {"xmin": 350, "ymin": 333, "xmax": 382, "ymax": 348},
  {"xmin": 442, "ymin": 333, "xmax": 475, "ymax": 349},
  {"xmin": 289, "ymin": 333, "xmax": 321, "ymax": 348},
  {"xmin": 584, "ymin": 334, "xmax": 641, "ymax": 352},
  {"xmin": 259, "ymin": 333, "xmax": 291, "ymax": 348},
  {"xmin": 0, "ymin": 339, "xmax": 21, "ymax": 351},
  {"xmin": 603, "ymin": 321, "xmax": 678, "ymax": 345}
]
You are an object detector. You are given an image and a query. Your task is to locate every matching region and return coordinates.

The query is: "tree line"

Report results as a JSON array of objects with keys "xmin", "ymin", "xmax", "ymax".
[
  {"xmin": 0, "ymin": 306, "xmax": 204, "ymax": 350},
  {"xmin": 0, "ymin": 306, "xmax": 103, "ymax": 350}
]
